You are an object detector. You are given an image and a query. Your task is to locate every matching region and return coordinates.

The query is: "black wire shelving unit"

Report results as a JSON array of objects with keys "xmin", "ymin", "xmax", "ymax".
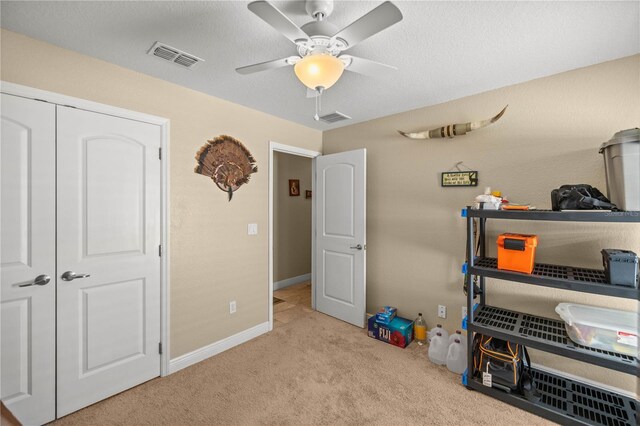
[{"xmin": 462, "ymin": 207, "xmax": 639, "ymax": 425}]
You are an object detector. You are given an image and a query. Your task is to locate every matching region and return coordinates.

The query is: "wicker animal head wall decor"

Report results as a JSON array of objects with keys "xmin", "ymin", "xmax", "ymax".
[{"xmin": 194, "ymin": 135, "xmax": 258, "ymax": 201}]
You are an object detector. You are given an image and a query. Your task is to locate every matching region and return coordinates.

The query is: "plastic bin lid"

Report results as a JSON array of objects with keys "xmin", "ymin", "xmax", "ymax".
[
  {"xmin": 599, "ymin": 128, "xmax": 640, "ymax": 153},
  {"xmin": 555, "ymin": 303, "xmax": 637, "ymax": 334}
]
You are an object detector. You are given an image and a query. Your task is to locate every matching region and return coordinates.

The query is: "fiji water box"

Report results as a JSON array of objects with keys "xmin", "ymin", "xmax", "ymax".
[
  {"xmin": 375, "ymin": 306, "xmax": 397, "ymax": 324},
  {"xmin": 368, "ymin": 315, "xmax": 414, "ymax": 348}
]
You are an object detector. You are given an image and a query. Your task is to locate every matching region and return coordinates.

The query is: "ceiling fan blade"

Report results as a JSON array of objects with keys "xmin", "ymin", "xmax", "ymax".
[
  {"xmin": 235, "ymin": 56, "xmax": 299, "ymax": 75},
  {"xmin": 331, "ymin": 1, "xmax": 402, "ymax": 50},
  {"xmin": 248, "ymin": 1, "xmax": 309, "ymax": 45},
  {"xmin": 342, "ymin": 55, "xmax": 397, "ymax": 78}
]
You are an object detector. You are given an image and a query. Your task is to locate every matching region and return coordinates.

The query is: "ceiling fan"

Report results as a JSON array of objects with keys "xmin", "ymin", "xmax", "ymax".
[{"xmin": 236, "ymin": 0, "xmax": 403, "ymax": 100}]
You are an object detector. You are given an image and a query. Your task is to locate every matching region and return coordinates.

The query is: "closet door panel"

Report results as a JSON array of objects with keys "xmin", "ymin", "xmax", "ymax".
[
  {"xmin": 56, "ymin": 106, "xmax": 161, "ymax": 417},
  {"xmin": 0, "ymin": 94, "xmax": 56, "ymax": 425}
]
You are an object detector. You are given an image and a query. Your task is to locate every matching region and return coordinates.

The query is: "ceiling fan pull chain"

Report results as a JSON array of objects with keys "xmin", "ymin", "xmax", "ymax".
[
  {"xmin": 314, "ymin": 87, "xmax": 322, "ymax": 121},
  {"xmin": 314, "ymin": 93, "xmax": 319, "ymax": 121}
]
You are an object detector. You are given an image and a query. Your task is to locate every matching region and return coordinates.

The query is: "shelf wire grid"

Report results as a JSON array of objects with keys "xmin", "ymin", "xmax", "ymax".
[
  {"xmin": 533, "ymin": 369, "xmax": 636, "ymax": 426},
  {"xmin": 474, "ymin": 306, "xmax": 637, "ymax": 365},
  {"xmin": 474, "ymin": 258, "xmax": 609, "ymax": 283}
]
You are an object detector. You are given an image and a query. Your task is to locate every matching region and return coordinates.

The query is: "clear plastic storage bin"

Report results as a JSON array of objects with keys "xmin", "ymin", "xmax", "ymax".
[{"xmin": 555, "ymin": 303, "xmax": 638, "ymax": 358}]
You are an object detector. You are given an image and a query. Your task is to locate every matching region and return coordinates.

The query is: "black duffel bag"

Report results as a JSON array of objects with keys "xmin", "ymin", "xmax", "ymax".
[
  {"xmin": 472, "ymin": 334, "xmax": 540, "ymax": 402},
  {"xmin": 551, "ymin": 184, "xmax": 616, "ymax": 211}
]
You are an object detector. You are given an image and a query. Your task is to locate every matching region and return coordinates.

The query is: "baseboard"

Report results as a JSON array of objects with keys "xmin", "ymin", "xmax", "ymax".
[
  {"xmin": 168, "ymin": 321, "xmax": 269, "ymax": 374},
  {"xmin": 273, "ymin": 273, "xmax": 311, "ymax": 291}
]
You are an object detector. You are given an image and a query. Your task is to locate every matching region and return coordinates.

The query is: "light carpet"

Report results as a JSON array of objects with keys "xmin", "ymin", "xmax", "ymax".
[{"xmin": 52, "ymin": 306, "xmax": 550, "ymax": 425}]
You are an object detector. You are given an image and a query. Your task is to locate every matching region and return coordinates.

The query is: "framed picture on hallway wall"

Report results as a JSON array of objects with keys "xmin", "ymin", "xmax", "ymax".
[
  {"xmin": 305, "ymin": 190, "xmax": 312, "ymax": 199},
  {"xmin": 289, "ymin": 179, "xmax": 300, "ymax": 196}
]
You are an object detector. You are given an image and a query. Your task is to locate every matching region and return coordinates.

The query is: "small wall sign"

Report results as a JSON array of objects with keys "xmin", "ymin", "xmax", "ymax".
[{"xmin": 441, "ymin": 171, "xmax": 478, "ymax": 187}]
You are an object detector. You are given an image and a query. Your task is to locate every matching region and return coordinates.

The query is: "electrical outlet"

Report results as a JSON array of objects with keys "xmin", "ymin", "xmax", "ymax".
[
  {"xmin": 462, "ymin": 306, "xmax": 468, "ymax": 320},
  {"xmin": 247, "ymin": 223, "xmax": 258, "ymax": 235},
  {"xmin": 229, "ymin": 300, "xmax": 236, "ymax": 314},
  {"xmin": 438, "ymin": 305, "xmax": 446, "ymax": 319}
]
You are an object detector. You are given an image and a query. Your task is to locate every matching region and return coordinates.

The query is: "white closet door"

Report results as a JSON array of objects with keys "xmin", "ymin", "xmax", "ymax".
[
  {"xmin": 56, "ymin": 106, "xmax": 162, "ymax": 417},
  {"xmin": 0, "ymin": 94, "xmax": 56, "ymax": 425}
]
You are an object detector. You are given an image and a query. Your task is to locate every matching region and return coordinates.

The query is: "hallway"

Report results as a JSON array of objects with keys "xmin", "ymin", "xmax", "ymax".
[{"xmin": 273, "ymin": 281, "xmax": 312, "ymax": 328}]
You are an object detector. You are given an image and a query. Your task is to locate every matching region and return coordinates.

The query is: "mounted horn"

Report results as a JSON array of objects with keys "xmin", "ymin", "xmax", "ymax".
[{"xmin": 398, "ymin": 105, "xmax": 508, "ymax": 140}]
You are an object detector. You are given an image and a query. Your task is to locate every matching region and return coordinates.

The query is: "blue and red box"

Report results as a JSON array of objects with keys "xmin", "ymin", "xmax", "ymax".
[{"xmin": 367, "ymin": 315, "xmax": 414, "ymax": 348}]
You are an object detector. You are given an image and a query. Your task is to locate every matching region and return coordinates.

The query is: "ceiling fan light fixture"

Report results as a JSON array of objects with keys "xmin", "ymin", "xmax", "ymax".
[{"xmin": 294, "ymin": 53, "xmax": 344, "ymax": 90}]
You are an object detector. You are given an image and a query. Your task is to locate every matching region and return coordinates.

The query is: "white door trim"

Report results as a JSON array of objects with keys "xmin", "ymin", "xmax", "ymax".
[
  {"xmin": 268, "ymin": 142, "xmax": 321, "ymax": 331},
  {"xmin": 0, "ymin": 81, "xmax": 172, "ymax": 377},
  {"xmin": 0, "ymin": 81, "xmax": 168, "ymax": 126}
]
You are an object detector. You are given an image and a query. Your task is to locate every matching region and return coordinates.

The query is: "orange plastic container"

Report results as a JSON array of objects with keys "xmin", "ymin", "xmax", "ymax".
[{"xmin": 497, "ymin": 233, "xmax": 538, "ymax": 274}]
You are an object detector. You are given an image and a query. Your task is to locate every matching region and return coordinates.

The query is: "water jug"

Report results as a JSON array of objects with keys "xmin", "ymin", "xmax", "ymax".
[
  {"xmin": 428, "ymin": 332, "xmax": 448, "ymax": 365},
  {"xmin": 446, "ymin": 337, "xmax": 467, "ymax": 374},
  {"xmin": 427, "ymin": 324, "xmax": 449, "ymax": 343},
  {"xmin": 448, "ymin": 330, "xmax": 465, "ymax": 346}
]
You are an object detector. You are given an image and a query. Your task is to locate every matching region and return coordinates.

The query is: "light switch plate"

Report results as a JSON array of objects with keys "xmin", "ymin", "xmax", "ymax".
[
  {"xmin": 229, "ymin": 300, "xmax": 236, "ymax": 314},
  {"xmin": 438, "ymin": 305, "xmax": 447, "ymax": 319},
  {"xmin": 248, "ymin": 223, "xmax": 258, "ymax": 235}
]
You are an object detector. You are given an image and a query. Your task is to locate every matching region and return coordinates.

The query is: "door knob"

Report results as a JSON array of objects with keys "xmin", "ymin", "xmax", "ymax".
[
  {"xmin": 61, "ymin": 271, "xmax": 91, "ymax": 281},
  {"xmin": 350, "ymin": 244, "xmax": 363, "ymax": 250},
  {"xmin": 18, "ymin": 274, "xmax": 51, "ymax": 287}
]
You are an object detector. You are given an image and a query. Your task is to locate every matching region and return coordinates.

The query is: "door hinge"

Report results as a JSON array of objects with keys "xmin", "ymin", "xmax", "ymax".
[
  {"xmin": 159, "ymin": 342, "xmax": 162, "ymax": 355},
  {"xmin": 158, "ymin": 245, "xmax": 163, "ymax": 257},
  {"xmin": 159, "ymin": 147, "xmax": 162, "ymax": 160}
]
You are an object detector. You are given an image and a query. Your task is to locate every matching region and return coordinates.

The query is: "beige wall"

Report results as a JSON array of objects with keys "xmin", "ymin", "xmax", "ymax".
[
  {"xmin": 2, "ymin": 27, "xmax": 637, "ymax": 392},
  {"xmin": 323, "ymin": 55, "xmax": 640, "ymax": 392},
  {"xmin": 273, "ymin": 152, "xmax": 312, "ymax": 282},
  {"xmin": 0, "ymin": 29, "xmax": 322, "ymax": 358}
]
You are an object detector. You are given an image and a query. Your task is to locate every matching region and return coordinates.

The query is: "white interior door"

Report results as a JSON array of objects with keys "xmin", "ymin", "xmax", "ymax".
[
  {"xmin": 0, "ymin": 94, "xmax": 56, "ymax": 425},
  {"xmin": 314, "ymin": 149, "xmax": 366, "ymax": 327},
  {"xmin": 56, "ymin": 106, "xmax": 162, "ymax": 417}
]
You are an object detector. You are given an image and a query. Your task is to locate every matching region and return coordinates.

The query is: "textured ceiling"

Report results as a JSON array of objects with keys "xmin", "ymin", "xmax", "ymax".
[{"xmin": 1, "ymin": 1, "xmax": 638, "ymax": 130}]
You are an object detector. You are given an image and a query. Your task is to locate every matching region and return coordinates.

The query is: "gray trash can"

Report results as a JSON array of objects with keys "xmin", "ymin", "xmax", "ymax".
[{"xmin": 599, "ymin": 128, "xmax": 639, "ymax": 211}]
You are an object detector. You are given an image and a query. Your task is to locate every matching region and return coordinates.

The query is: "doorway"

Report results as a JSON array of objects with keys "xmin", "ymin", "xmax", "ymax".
[
  {"xmin": 273, "ymin": 151, "xmax": 313, "ymax": 327},
  {"xmin": 268, "ymin": 142, "xmax": 320, "ymax": 331}
]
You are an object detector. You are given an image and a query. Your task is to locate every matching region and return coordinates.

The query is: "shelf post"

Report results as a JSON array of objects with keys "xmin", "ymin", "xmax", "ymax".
[
  {"xmin": 479, "ymin": 218, "xmax": 486, "ymax": 257},
  {"xmin": 479, "ymin": 217, "xmax": 487, "ymax": 306},
  {"xmin": 465, "ymin": 207, "xmax": 475, "ymax": 385}
]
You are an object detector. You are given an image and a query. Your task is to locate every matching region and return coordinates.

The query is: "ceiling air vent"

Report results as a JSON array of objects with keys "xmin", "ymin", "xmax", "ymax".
[
  {"xmin": 174, "ymin": 54, "xmax": 199, "ymax": 68},
  {"xmin": 147, "ymin": 42, "xmax": 204, "ymax": 69},
  {"xmin": 318, "ymin": 111, "xmax": 351, "ymax": 124}
]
